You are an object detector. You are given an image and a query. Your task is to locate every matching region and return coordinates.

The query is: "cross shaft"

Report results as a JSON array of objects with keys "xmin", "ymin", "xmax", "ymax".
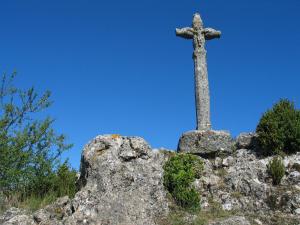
[{"xmin": 176, "ymin": 13, "xmax": 221, "ymax": 130}]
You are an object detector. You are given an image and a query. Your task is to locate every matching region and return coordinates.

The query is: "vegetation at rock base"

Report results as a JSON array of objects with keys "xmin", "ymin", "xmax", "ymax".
[
  {"xmin": 267, "ymin": 156, "xmax": 285, "ymax": 185},
  {"xmin": 157, "ymin": 198, "xmax": 235, "ymax": 225},
  {"xmin": 256, "ymin": 99, "xmax": 300, "ymax": 155},
  {"xmin": 0, "ymin": 73, "xmax": 76, "ymax": 212},
  {"xmin": 163, "ymin": 153, "xmax": 204, "ymax": 210}
]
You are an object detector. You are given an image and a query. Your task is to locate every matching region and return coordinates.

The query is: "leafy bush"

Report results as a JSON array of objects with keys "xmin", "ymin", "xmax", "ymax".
[
  {"xmin": 26, "ymin": 161, "xmax": 77, "ymax": 198},
  {"xmin": 267, "ymin": 157, "xmax": 285, "ymax": 185},
  {"xmin": 1, "ymin": 161, "xmax": 77, "ymax": 212},
  {"xmin": 256, "ymin": 99, "xmax": 300, "ymax": 155},
  {"xmin": 163, "ymin": 153, "xmax": 204, "ymax": 209},
  {"xmin": 0, "ymin": 73, "xmax": 76, "ymax": 211},
  {"xmin": 53, "ymin": 162, "xmax": 78, "ymax": 198}
]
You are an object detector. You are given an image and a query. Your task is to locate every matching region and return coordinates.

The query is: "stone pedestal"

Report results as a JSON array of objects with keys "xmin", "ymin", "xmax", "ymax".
[{"xmin": 177, "ymin": 130, "xmax": 236, "ymax": 158}]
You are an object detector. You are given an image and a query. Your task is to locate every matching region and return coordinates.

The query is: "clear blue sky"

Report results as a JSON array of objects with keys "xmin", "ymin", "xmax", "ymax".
[{"xmin": 1, "ymin": 0, "xmax": 299, "ymax": 169}]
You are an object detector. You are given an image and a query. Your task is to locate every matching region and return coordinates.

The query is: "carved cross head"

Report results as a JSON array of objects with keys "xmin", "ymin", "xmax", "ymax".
[
  {"xmin": 193, "ymin": 13, "xmax": 203, "ymax": 31},
  {"xmin": 176, "ymin": 13, "xmax": 221, "ymax": 47}
]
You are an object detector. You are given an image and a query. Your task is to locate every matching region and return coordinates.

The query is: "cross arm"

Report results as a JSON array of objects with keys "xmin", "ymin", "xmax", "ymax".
[
  {"xmin": 176, "ymin": 27, "xmax": 194, "ymax": 39},
  {"xmin": 203, "ymin": 28, "xmax": 221, "ymax": 40}
]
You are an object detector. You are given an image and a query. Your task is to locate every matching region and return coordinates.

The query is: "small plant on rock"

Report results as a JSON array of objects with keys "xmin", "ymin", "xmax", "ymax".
[
  {"xmin": 163, "ymin": 153, "xmax": 204, "ymax": 210},
  {"xmin": 267, "ymin": 157, "xmax": 285, "ymax": 185},
  {"xmin": 256, "ymin": 99, "xmax": 300, "ymax": 155}
]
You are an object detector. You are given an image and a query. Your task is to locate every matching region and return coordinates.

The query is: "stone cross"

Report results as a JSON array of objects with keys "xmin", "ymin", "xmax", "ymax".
[{"xmin": 176, "ymin": 13, "xmax": 221, "ymax": 130}]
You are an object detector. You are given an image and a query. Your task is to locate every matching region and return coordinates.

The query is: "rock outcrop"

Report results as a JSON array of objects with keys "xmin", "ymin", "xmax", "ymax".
[
  {"xmin": 2, "ymin": 135, "xmax": 169, "ymax": 225},
  {"xmin": 235, "ymin": 132, "xmax": 258, "ymax": 150},
  {"xmin": 193, "ymin": 149, "xmax": 300, "ymax": 224},
  {"xmin": 0, "ymin": 208, "xmax": 35, "ymax": 225},
  {"xmin": 66, "ymin": 135, "xmax": 169, "ymax": 225},
  {"xmin": 2, "ymin": 133, "xmax": 300, "ymax": 225}
]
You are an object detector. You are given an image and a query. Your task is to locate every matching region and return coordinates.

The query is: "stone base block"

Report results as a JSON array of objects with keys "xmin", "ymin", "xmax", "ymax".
[{"xmin": 177, "ymin": 130, "xmax": 236, "ymax": 158}]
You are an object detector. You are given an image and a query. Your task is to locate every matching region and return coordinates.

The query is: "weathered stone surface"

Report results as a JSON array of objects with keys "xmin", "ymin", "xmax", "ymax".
[
  {"xmin": 224, "ymin": 149, "xmax": 270, "ymax": 199},
  {"xmin": 177, "ymin": 130, "xmax": 235, "ymax": 157},
  {"xmin": 288, "ymin": 171, "xmax": 300, "ymax": 184},
  {"xmin": 66, "ymin": 135, "xmax": 169, "ymax": 225},
  {"xmin": 222, "ymin": 156, "xmax": 235, "ymax": 167},
  {"xmin": 2, "ymin": 134, "xmax": 300, "ymax": 224},
  {"xmin": 194, "ymin": 147, "xmax": 300, "ymax": 218},
  {"xmin": 33, "ymin": 196, "xmax": 73, "ymax": 225},
  {"xmin": 209, "ymin": 216, "xmax": 250, "ymax": 225},
  {"xmin": 236, "ymin": 132, "xmax": 258, "ymax": 149},
  {"xmin": 295, "ymin": 208, "xmax": 300, "ymax": 215},
  {"xmin": 176, "ymin": 13, "xmax": 221, "ymax": 130},
  {"xmin": 1, "ymin": 208, "xmax": 35, "ymax": 225},
  {"xmin": 2, "ymin": 215, "xmax": 35, "ymax": 225},
  {"xmin": 1, "ymin": 135, "xmax": 170, "ymax": 225},
  {"xmin": 0, "ymin": 208, "xmax": 23, "ymax": 223},
  {"xmin": 283, "ymin": 192, "xmax": 300, "ymax": 214}
]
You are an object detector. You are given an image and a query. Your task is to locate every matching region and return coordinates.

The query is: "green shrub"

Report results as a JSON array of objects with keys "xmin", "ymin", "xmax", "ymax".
[
  {"xmin": 0, "ymin": 161, "xmax": 77, "ymax": 212},
  {"xmin": 267, "ymin": 157, "xmax": 285, "ymax": 185},
  {"xmin": 256, "ymin": 99, "xmax": 300, "ymax": 155},
  {"xmin": 52, "ymin": 161, "xmax": 78, "ymax": 198},
  {"xmin": 0, "ymin": 73, "xmax": 74, "ymax": 211},
  {"xmin": 163, "ymin": 153, "xmax": 204, "ymax": 209}
]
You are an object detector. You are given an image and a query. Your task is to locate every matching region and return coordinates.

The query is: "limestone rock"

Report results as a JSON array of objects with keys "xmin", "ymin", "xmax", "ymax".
[
  {"xmin": 66, "ymin": 135, "xmax": 169, "ymax": 225},
  {"xmin": 214, "ymin": 157, "xmax": 223, "ymax": 168},
  {"xmin": 1, "ymin": 208, "xmax": 35, "ymax": 225},
  {"xmin": 2, "ymin": 215, "xmax": 35, "ymax": 225},
  {"xmin": 295, "ymin": 208, "xmax": 300, "ymax": 215},
  {"xmin": 0, "ymin": 135, "xmax": 169, "ymax": 225},
  {"xmin": 225, "ymin": 149, "xmax": 270, "ymax": 199},
  {"xmin": 288, "ymin": 171, "xmax": 300, "ymax": 184},
  {"xmin": 177, "ymin": 130, "xmax": 236, "ymax": 157},
  {"xmin": 286, "ymin": 152, "xmax": 300, "ymax": 168},
  {"xmin": 0, "ymin": 208, "xmax": 23, "ymax": 223},
  {"xmin": 33, "ymin": 196, "xmax": 73, "ymax": 224},
  {"xmin": 222, "ymin": 156, "xmax": 235, "ymax": 167},
  {"xmin": 254, "ymin": 218, "xmax": 263, "ymax": 225},
  {"xmin": 209, "ymin": 216, "xmax": 251, "ymax": 225},
  {"xmin": 236, "ymin": 132, "xmax": 258, "ymax": 149},
  {"xmin": 2, "ymin": 133, "xmax": 300, "ymax": 225}
]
